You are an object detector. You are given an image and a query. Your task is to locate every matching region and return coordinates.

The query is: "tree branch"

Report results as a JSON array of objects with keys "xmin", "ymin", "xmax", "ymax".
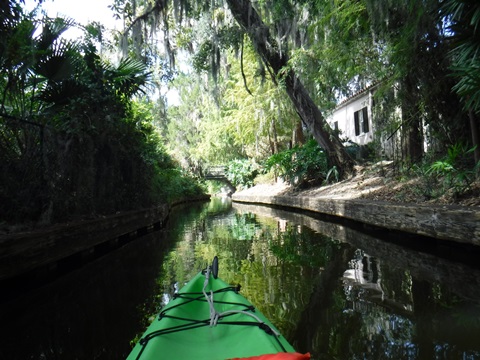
[
  {"xmin": 240, "ymin": 35, "xmax": 253, "ymax": 96},
  {"xmin": 122, "ymin": 0, "xmax": 166, "ymax": 36},
  {"xmin": 225, "ymin": 0, "xmax": 355, "ymax": 176}
]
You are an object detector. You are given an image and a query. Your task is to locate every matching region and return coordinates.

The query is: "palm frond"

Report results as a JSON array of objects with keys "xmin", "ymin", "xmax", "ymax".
[
  {"xmin": 38, "ymin": 78, "xmax": 87, "ymax": 105},
  {"xmin": 35, "ymin": 16, "xmax": 75, "ymax": 52},
  {"xmin": 34, "ymin": 40, "xmax": 83, "ymax": 81},
  {"xmin": 105, "ymin": 57, "xmax": 152, "ymax": 97}
]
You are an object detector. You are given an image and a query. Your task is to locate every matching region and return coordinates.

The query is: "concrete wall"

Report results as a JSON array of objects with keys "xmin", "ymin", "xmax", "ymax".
[
  {"xmin": 328, "ymin": 88, "xmax": 375, "ymax": 146},
  {"xmin": 232, "ymin": 193, "xmax": 480, "ymax": 246}
]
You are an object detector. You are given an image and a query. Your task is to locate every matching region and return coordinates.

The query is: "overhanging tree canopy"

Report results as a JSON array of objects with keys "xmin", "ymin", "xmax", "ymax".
[
  {"xmin": 118, "ymin": 0, "xmax": 479, "ymax": 172},
  {"xmin": 225, "ymin": 0, "xmax": 355, "ymax": 176},
  {"xmin": 117, "ymin": 0, "xmax": 355, "ymax": 177}
]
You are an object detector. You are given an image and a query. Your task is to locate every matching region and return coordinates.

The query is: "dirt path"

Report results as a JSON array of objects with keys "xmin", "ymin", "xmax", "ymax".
[{"xmin": 236, "ymin": 161, "xmax": 480, "ymax": 207}]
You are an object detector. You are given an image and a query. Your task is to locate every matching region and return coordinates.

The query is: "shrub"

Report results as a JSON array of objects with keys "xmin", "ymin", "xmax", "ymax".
[
  {"xmin": 426, "ymin": 143, "xmax": 479, "ymax": 196},
  {"xmin": 225, "ymin": 159, "xmax": 258, "ymax": 189},
  {"xmin": 152, "ymin": 168, "xmax": 206, "ymax": 204},
  {"xmin": 264, "ymin": 139, "xmax": 328, "ymax": 187}
]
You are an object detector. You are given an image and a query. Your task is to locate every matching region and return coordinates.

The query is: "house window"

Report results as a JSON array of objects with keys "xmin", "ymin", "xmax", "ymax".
[{"xmin": 354, "ymin": 107, "xmax": 369, "ymax": 136}]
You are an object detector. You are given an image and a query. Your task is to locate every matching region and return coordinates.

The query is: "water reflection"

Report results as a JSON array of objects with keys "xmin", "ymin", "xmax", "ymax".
[
  {"xmin": 0, "ymin": 228, "xmax": 175, "ymax": 359},
  {"xmin": 1, "ymin": 197, "xmax": 480, "ymax": 359},
  {"xmin": 156, "ymin": 198, "xmax": 480, "ymax": 359}
]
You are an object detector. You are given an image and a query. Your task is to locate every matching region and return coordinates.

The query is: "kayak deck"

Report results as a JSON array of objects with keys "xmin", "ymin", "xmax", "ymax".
[{"xmin": 127, "ymin": 268, "xmax": 296, "ymax": 360}]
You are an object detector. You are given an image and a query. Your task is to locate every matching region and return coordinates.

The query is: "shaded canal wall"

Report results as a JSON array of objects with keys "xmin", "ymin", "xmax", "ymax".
[
  {"xmin": 232, "ymin": 202, "xmax": 480, "ymax": 302},
  {"xmin": 232, "ymin": 193, "xmax": 480, "ymax": 245},
  {"xmin": 0, "ymin": 196, "xmax": 210, "ymax": 283}
]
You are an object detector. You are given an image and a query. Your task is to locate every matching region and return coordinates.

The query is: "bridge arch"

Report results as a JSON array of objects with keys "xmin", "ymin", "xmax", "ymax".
[{"xmin": 204, "ymin": 166, "xmax": 236, "ymax": 194}]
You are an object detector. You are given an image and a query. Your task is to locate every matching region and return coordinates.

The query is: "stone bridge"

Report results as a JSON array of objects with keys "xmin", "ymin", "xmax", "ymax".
[{"xmin": 204, "ymin": 166, "xmax": 236, "ymax": 194}]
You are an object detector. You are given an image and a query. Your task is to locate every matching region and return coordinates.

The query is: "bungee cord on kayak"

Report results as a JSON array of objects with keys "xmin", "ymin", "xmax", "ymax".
[
  {"xmin": 202, "ymin": 262, "xmax": 279, "ymax": 333},
  {"xmin": 129, "ymin": 257, "xmax": 305, "ymax": 360}
]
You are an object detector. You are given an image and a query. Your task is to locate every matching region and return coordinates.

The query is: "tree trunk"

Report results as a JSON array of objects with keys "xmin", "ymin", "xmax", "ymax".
[
  {"xmin": 402, "ymin": 115, "xmax": 423, "ymax": 163},
  {"xmin": 292, "ymin": 120, "xmax": 305, "ymax": 147},
  {"xmin": 401, "ymin": 75, "xmax": 423, "ymax": 163},
  {"xmin": 270, "ymin": 118, "xmax": 278, "ymax": 155},
  {"xmin": 468, "ymin": 109, "xmax": 480, "ymax": 166},
  {"xmin": 225, "ymin": 0, "xmax": 355, "ymax": 178}
]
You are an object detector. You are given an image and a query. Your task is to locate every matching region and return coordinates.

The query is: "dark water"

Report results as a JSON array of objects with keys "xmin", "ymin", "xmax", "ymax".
[{"xmin": 1, "ymin": 197, "xmax": 480, "ymax": 359}]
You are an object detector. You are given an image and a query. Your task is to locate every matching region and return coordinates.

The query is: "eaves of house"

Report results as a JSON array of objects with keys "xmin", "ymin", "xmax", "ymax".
[{"xmin": 335, "ymin": 82, "xmax": 380, "ymax": 109}]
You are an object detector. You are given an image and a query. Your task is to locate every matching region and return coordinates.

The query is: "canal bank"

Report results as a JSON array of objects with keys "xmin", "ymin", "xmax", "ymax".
[
  {"xmin": 0, "ymin": 195, "xmax": 210, "ymax": 283},
  {"xmin": 232, "ymin": 175, "xmax": 480, "ymax": 246},
  {"xmin": 3, "ymin": 197, "xmax": 480, "ymax": 359}
]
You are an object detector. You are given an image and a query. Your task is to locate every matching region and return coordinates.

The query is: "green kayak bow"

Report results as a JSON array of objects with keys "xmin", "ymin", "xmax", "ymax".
[{"xmin": 127, "ymin": 257, "xmax": 309, "ymax": 360}]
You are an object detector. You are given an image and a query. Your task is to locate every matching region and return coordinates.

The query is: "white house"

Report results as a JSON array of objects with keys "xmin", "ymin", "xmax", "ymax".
[
  {"xmin": 327, "ymin": 83, "xmax": 400, "ymax": 159},
  {"xmin": 328, "ymin": 83, "xmax": 377, "ymax": 147}
]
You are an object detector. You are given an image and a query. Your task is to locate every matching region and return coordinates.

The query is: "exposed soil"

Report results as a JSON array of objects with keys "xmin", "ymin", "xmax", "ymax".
[{"xmin": 238, "ymin": 161, "xmax": 480, "ymax": 207}]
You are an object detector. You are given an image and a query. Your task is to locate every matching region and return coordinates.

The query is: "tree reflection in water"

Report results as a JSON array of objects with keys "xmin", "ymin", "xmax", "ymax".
[
  {"xmin": 149, "ymin": 198, "xmax": 480, "ymax": 359},
  {"xmin": 3, "ymin": 198, "xmax": 479, "ymax": 359}
]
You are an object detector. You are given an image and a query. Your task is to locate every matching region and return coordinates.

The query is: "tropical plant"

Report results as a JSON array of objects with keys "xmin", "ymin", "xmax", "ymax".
[
  {"xmin": 442, "ymin": 0, "xmax": 480, "ymax": 164},
  {"xmin": 365, "ymin": 0, "xmax": 467, "ymax": 163},
  {"xmin": 443, "ymin": 0, "xmax": 480, "ymax": 113},
  {"xmin": 225, "ymin": 159, "xmax": 258, "ymax": 189},
  {"xmin": 1, "ymin": 5, "xmax": 205, "ymax": 227},
  {"xmin": 221, "ymin": 46, "xmax": 300, "ymax": 160},
  {"xmin": 113, "ymin": 0, "xmax": 356, "ymax": 177},
  {"xmin": 427, "ymin": 143, "xmax": 479, "ymax": 195},
  {"xmin": 82, "ymin": 0, "xmax": 480, "ymax": 193},
  {"xmin": 264, "ymin": 139, "xmax": 328, "ymax": 187}
]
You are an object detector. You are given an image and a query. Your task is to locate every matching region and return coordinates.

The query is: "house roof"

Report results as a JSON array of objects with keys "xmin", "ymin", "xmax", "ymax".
[{"xmin": 336, "ymin": 82, "xmax": 380, "ymax": 109}]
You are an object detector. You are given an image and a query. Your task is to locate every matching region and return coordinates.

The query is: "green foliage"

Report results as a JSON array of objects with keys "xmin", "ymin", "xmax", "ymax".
[
  {"xmin": 426, "ymin": 143, "xmax": 479, "ymax": 195},
  {"xmin": 443, "ymin": 0, "xmax": 480, "ymax": 113},
  {"xmin": 153, "ymin": 168, "xmax": 206, "ymax": 204},
  {"xmin": 225, "ymin": 159, "xmax": 258, "ymax": 189},
  {"xmin": 269, "ymin": 224, "xmax": 341, "ymax": 267},
  {"xmin": 391, "ymin": 143, "xmax": 479, "ymax": 202},
  {"xmin": 221, "ymin": 46, "xmax": 300, "ymax": 160},
  {"xmin": 288, "ymin": 0, "xmax": 380, "ymax": 109},
  {"xmin": 105, "ymin": 57, "xmax": 152, "ymax": 97},
  {"xmin": 366, "ymin": 0, "xmax": 467, "ymax": 153},
  {"xmin": 451, "ymin": 64, "xmax": 480, "ymax": 113},
  {"xmin": 192, "ymin": 40, "xmax": 213, "ymax": 72},
  {"xmin": 168, "ymin": 40, "xmax": 302, "ymax": 167},
  {"xmin": 0, "ymin": 8, "xmax": 205, "ymax": 226},
  {"xmin": 264, "ymin": 139, "xmax": 328, "ymax": 187},
  {"xmin": 71, "ymin": 0, "xmax": 480, "ymax": 196},
  {"xmin": 326, "ymin": 166, "xmax": 340, "ymax": 184},
  {"xmin": 166, "ymin": 71, "xmax": 247, "ymax": 169},
  {"xmin": 101, "ymin": 0, "xmax": 480, "ymax": 185}
]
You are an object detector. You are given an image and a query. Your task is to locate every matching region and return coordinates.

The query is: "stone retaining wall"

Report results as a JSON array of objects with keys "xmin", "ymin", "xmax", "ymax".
[
  {"xmin": 0, "ymin": 195, "xmax": 211, "ymax": 282},
  {"xmin": 232, "ymin": 193, "xmax": 480, "ymax": 245}
]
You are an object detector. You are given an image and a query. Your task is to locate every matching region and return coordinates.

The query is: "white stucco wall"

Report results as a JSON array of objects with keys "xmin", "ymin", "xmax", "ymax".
[{"xmin": 328, "ymin": 89, "xmax": 375, "ymax": 146}]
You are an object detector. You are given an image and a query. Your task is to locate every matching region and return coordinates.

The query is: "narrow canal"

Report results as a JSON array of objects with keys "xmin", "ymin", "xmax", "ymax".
[{"xmin": 1, "ymin": 197, "xmax": 480, "ymax": 359}]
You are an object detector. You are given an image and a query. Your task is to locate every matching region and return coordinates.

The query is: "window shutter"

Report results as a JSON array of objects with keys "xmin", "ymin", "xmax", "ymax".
[
  {"xmin": 362, "ymin": 107, "xmax": 369, "ymax": 133},
  {"xmin": 354, "ymin": 111, "xmax": 360, "ymax": 136}
]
